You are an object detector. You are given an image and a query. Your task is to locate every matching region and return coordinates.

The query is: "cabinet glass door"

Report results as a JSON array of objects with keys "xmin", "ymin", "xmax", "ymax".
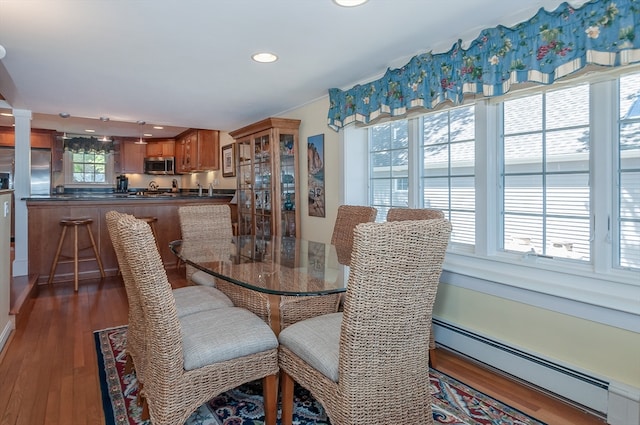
[
  {"xmin": 253, "ymin": 133, "xmax": 272, "ymax": 237},
  {"xmin": 280, "ymin": 132, "xmax": 296, "ymax": 237},
  {"xmin": 237, "ymin": 140, "xmax": 253, "ymax": 235}
]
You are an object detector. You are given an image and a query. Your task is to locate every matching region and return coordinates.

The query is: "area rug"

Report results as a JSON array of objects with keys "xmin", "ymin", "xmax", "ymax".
[{"xmin": 95, "ymin": 326, "xmax": 545, "ymax": 425}]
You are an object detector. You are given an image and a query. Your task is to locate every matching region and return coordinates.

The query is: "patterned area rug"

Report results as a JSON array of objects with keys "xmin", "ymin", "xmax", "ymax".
[{"xmin": 95, "ymin": 326, "xmax": 545, "ymax": 425}]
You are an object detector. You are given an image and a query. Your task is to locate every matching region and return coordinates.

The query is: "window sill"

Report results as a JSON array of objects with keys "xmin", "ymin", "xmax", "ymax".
[{"xmin": 442, "ymin": 250, "xmax": 640, "ymax": 331}]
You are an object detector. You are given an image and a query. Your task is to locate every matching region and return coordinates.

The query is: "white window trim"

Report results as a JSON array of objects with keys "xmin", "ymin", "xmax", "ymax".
[
  {"xmin": 63, "ymin": 150, "xmax": 116, "ymax": 188},
  {"xmin": 349, "ymin": 66, "xmax": 640, "ymax": 331}
]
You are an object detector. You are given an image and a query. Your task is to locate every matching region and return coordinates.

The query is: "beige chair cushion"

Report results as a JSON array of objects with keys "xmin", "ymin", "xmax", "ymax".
[
  {"xmin": 180, "ymin": 307, "xmax": 278, "ymax": 371},
  {"xmin": 190, "ymin": 270, "xmax": 218, "ymax": 287},
  {"xmin": 278, "ymin": 312, "xmax": 342, "ymax": 382},
  {"xmin": 173, "ymin": 286, "xmax": 233, "ymax": 317}
]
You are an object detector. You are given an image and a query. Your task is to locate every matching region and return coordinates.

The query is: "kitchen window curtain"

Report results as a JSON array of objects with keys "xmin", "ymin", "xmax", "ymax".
[
  {"xmin": 64, "ymin": 137, "xmax": 114, "ymax": 154},
  {"xmin": 327, "ymin": 0, "xmax": 640, "ymax": 131}
]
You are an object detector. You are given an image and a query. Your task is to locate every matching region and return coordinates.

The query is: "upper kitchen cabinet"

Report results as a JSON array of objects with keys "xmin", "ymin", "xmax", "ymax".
[
  {"xmin": 145, "ymin": 138, "xmax": 175, "ymax": 157},
  {"xmin": 230, "ymin": 117, "xmax": 300, "ymax": 238},
  {"xmin": 115, "ymin": 138, "xmax": 145, "ymax": 174},
  {"xmin": 175, "ymin": 129, "xmax": 219, "ymax": 173},
  {"xmin": 0, "ymin": 126, "xmax": 56, "ymax": 148}
]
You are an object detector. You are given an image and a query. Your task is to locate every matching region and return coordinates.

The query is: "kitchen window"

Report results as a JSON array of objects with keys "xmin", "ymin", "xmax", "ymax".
[
  {"xmin": 63, "ymin": 150, "xmax": 116, "ymax": 187},
  {"xmin": 71, "ymin": 151, "xmax": 107, "ymax": 183}
]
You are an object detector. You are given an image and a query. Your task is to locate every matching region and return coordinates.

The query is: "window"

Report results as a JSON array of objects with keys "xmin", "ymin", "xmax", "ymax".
[
  {"xmin": 369, "ymin": 120, "xmax": 409, "ymax": 220},
  {"xmin": 367, "ymin": 68, "xmax": 640, "ymax": 279},
  {"xmin": 501, "ymin": 85, "xmax": 590, "ymax": 261},
  {"xmin": 71, "ymin": 151, "xmax": 107, "ymax": 183},
  {"xmin": 395, "ymin": 177, "xmax": 409, "ymax": 191},
  {"xmin": 422, "ymin": 105, "xmax": 475, "ymax": 245},
  {"xmin": 618, "ymin": 73, "xmax": 640, "ymax": 269}
]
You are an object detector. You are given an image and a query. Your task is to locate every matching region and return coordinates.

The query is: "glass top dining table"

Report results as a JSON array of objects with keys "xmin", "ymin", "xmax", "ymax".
[{"xmin": 170, "ymin": 235, "xmax": 349, "ymax": 296}]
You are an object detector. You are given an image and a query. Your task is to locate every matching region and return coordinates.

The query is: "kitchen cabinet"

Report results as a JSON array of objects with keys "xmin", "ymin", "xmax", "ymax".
[
  {"xmin": 0, "ymin": 126, "xmax": 55, "ymax": 148},
  {"xmin": 145, "ymin": 139, "xmax": 175, "ymax": 157},
  {"xmin": 175, "ymin": 129, "xmax": 219, "ymax": 173},
  {"xmin": 230, "ymin": 117, "xmax": 300, "ymax": 237},
  {"xmin": 117, "ymin": 138, "xmax": 145, "ymax": 174}
]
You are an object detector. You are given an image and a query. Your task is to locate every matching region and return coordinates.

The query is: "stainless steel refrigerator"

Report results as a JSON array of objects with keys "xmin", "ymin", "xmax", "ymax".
[{"xmin": 0, "ymin": 147, "xmax": 51, "ymax": 195}]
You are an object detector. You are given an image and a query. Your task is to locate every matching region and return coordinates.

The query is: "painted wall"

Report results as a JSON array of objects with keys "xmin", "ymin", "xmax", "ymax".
[
  {"xmin": 280, "ymin": 95, "xmax": 640, "ymax": 394},
  {"xmin": 434, "ymin": 284, "xmax": 640, "ymax": 388}
]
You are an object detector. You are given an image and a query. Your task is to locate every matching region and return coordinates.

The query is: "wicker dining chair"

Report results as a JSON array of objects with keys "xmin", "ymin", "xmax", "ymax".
[
  {"xmin": 105, "ymin": 211, "xmax": 234, "ymax": 384},
  {"xmin": 117, "ymin": 215, "xmax": 279, "ymax": 425},
  {"xmin": 331, "ymin": 205, "xmax": 378, "ymax": 265},
  {"xmin": 178, "ymin": 204, "xmax": 272, "ymax": 325},
  {"xmin": 278, "ymin": 205, "xmax": 377, "ymax": 330},
  {"xmin": 386, "ymin": 207, "xmax": 445, "ymax": 366},
  {"xmin": 278, "ymin": 219, "xmax": 451, "ymax": 425},
  {"xmin": 386, "ymin": 207, "xmax": 444, "ymax": 222},
  {"xmin": 178, "ymin": 204, "xmax": 233, "ymax": 283}
]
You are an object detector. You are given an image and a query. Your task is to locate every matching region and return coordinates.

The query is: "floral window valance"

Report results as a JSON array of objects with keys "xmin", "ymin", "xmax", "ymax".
[
  {"xmin": 64, "ymin": 136, "xmax": 114, "ymax": 154},
  {"xmin": 327, "ymin": 0, "xmax": 640, "ymax": 131}
]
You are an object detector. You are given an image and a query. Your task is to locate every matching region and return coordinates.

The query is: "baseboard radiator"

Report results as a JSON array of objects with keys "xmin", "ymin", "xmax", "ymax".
[{"xmin": 433, "ymin": 319, "xmax": 640, "ymax": 425}]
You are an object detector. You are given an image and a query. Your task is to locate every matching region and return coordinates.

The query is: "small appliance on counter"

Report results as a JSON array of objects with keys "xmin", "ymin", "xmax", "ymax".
[
  {"xmin": 116, "ymin": 174, "xmax": 129, "ymax": 192},
  {"xmin": 0, "ymin": 173, "xmax": 9, "ymax": 190}
]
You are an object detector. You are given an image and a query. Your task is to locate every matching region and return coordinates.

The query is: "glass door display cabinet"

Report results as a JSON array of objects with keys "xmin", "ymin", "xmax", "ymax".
[{"xmin": 230, "ymin": 118, "xmax": 300, "ymax": 238}]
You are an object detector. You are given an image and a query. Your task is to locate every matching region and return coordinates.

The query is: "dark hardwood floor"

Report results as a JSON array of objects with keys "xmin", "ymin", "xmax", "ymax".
[{"xmin": 0, "ymin": 270, "xmax": 606, "ymax": 425}]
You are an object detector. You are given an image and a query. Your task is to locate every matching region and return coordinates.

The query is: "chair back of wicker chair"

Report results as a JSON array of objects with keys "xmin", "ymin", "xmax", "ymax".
[
  {"xmin": 116, "ymin": 215, "xmax": 279, "ymax": 425},
  {"xmin": 330, "ymin": 205, "xmax": 377, "ymax": 265},
  {"xmin": 386, "ymin": 207, "xmax": 444, "ymax": 221},
  {"xmin": 279, "ymin": 219, "xmax": 451, "ymax": 425},
  {"xmin": 384, "ymin": 207, "xmax": 446, "ymax": 358},
  {"xmin": 178, "ymin": 204, "xmax": 234, "ymax": 281},
  {"xmin": 105, "ymin": 211, "xmax": 148, "ymax": 381}
]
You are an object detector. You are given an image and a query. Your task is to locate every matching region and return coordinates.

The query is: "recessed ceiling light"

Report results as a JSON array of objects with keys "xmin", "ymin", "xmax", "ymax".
[
  {"xmin": 153, "ymin": 126, "xmax": 164, "ymax": 130},
  {"xmin": 143, "ymin": 133, "xmax": 153, "ymax": 137},
  {"xmin": 0, "ymin": 112, "xmax": 12, "ymax": 117},
  {"xmin": 252, "ymin": 52, "xmax": 278, "ymax": 63},
  {"xmin": 333, "ymin": 0, "xmax": 368, "ymax": 6},
  {"xmin": 85, "ymin": 129, "xmax": 95, "ymax": 133}
]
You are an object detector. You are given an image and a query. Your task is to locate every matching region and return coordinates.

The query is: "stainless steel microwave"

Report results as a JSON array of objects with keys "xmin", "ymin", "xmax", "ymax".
[{"xmin": 144, "ymin": 157, "xmax": 175, "ymax": 175}]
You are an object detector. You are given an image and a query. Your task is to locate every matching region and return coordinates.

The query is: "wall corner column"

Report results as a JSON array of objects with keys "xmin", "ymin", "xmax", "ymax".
[{"xmin": 12, "ymin": 108, "xmax": 31, "ymax": 277}]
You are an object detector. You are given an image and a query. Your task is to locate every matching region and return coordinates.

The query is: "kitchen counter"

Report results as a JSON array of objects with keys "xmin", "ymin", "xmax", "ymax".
[
  {"xmin": 26, "ymin": 194, "xmax": 236, "ymax": 284},
  {"xmin": 23, "ymin": 190, "xmax": 234, "ymax": 201}
]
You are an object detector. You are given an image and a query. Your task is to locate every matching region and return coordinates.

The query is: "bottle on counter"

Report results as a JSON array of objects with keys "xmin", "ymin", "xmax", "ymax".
[{"xmin": 208, "ymin": 183, "xmax": 214, "ymax": 197}]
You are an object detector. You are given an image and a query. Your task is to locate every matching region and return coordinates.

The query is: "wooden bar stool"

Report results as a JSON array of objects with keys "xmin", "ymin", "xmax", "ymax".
[
  {"xmin": 135, "ymin": 216, "xmax": 159, "ymax": 250},
  {"xmin": 115, "ymin": 216, "xmax": 159, "ymax": 277},
  {"xmin": 48, "ymin": 217, "xmax": 106, "ymax": 291}
]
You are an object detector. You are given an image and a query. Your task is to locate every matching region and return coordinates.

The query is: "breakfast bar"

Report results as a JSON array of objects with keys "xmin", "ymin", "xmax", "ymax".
[{"xmin": 26, "ymin": 193, "xmax": 234, "ymax": 284}]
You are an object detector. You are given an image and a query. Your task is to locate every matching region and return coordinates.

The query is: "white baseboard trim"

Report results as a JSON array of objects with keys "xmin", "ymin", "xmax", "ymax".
[
  {"xmin": 608, "ymin": 381, "xmax": 640, "ymax": 425},
  {"xmin": 0, "ymin": 317, "xmax": 15, "ymax": 355},
  {"xmin": 433, "ymin": 318, "xmax": 640, "ymax": 423}
]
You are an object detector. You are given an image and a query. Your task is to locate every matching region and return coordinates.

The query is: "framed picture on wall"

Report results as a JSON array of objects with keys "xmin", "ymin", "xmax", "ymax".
[
  {"xmin": 307, "ymin": 134, "xmax": 325, "ymax": 217},
  {"xmin": 222, "ymin": 144, "xmax": 236, "ymax": 177}
]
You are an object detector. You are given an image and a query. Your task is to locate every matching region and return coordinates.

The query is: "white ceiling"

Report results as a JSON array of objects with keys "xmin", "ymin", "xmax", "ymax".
[{"xmin": 0, "ymin": 0, "xmax": 588, "ymax": 138}]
